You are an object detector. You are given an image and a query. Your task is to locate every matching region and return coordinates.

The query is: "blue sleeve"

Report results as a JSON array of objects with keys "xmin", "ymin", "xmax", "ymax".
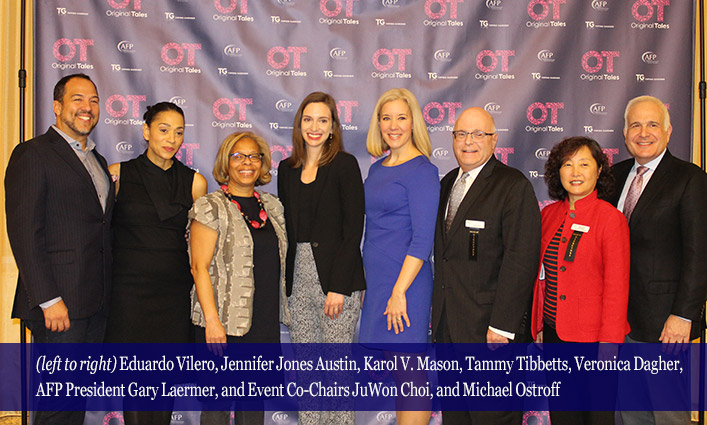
[{"xmin": 406, "ymin": 160, "xmax": 440, "ymax": 261}]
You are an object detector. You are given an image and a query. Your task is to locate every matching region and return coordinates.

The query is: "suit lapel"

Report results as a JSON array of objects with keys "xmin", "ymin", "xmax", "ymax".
[
  {"xmin": 629, "ymin": 150, "xmax": 673, "ymax": 227},
  {"xmin": 445, "ymin": 157, "xmax": 497, "ymax": 248},
  {"xmin": 438, "ymin": 168, "xmax": 457, "ymax": 245},
  {"xmin": 287, "ymin": 165, "xmax": 302, "ymax": 235},
  {"xmin": 47, "ymin": 128, "xmax": 109, "ymax": 214},
  {"xmin": 610, "ymin": 160, "xmax": 632, "ymax": 207},
  {"xmin": 311, "ymin": 162, "xmax": 331, "ymax": 217}
]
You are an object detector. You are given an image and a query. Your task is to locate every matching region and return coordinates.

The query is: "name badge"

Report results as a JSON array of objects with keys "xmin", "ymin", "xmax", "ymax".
[
  {"xmin": 570, "ymin": 223, "xmax": 590, "ymax": 233},
  {"xmin": 465, "ymin": 220, "xmax": 485, "ymax": 229}
]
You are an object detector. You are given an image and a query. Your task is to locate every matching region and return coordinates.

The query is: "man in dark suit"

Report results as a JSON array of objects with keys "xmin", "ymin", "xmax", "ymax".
[
  {"xmin": 432, "ymin": 107, "xmax": 541, "ymax": 424},
  {"xmin": 609, "ymin": 96, "xmax": 707, "ymax": 425},
  {"xmin": 5, "ymin": 74, "xmax": 114, "ymax": 424}
]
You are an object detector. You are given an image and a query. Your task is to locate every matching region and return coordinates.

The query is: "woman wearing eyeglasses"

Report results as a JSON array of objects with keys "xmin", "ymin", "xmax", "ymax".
[{"xmin": 189, "ymin": 131, "xmax": 290, "ymax": 425}]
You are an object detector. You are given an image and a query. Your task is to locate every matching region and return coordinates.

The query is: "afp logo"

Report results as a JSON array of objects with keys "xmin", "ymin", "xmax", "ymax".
[
  {"xmin": 106, "ymin": 95, "xmax": 146, "ymax": 118},
  {"xmin": 117, "ymin": 40, "xmax": 135, "ymax": 53},
  {"xmin": 424, "ymin": 0, "xmax": 464, "ymax": 19},
  {"xmin": 527, "ymin": 102, "xmax": 564, "ymax": 125},
  {"xmin": 534, "ymin": 148, "xmax": 551, "ymax": 160},
  {"xmin": 372, "ymin": 49, "xmax": 411, "ymax": 71},
  {"xmin": 581, "ymin": 51, "xmax": 619, "ymax": 73},
  {"xmin": 224, "ymin": 45, "xmax": 242, "ymax": 57},
  {"xmin": 214, "ymin": 0, "xmax": 248, "ymax": 14},
  {"xmin": 486, "ymin": 0, "xmax": 503, "ymax": 10},
  {"xmin": 330, "ymin": 47, "xmax": 348, "ymax": 60},
  {"xmin": 271, "ymin": 412, "xmax": 289, "ymax": 424},
  {"xmin": 632, "ymin": 0, "xmax": 669, "ymax": 22},
  {"xmin": 527, "ymin": 0, "xmax": 565, "ymax": 20},
  {"xmin": 170, "ymin": 96, "xmax": 187, "ymax": 108},
  {"xmin": 376, "ymin": 411, "xmax": 395, "ymax": 422},
  {"xmin": 642, "ymin": 51, "xmax": 659, "ymax": 64},
  {"xmin": 115, "ymin": 141, "xmax": 135, "ymax": 155},
  {"xmin": 591, "ymin": 0, "xmax": 608, "ymax": 11},
  {"xmin": 320, "ymin": 0, "xmax": 358, "ymax": 18},
  {"xmin": 589, "ymin": 103, "xmax": 607, "ymax": 115},
  {"xmin": 432, "ymin": 147, "xmax": 450, "ymax": 160},
  {"xmin": 268, "ymin": 46, "xmax": 307, "ymax": 69},
  {"xmin": 108, "ymin": 0, "xmax": 142, "ymax": 9},
  {"xmin": 423, "ymin": 102, "xmax": 462, "ymax": 125},
  {"xmin": 484, "ymin": 102, "xmax": 502, "ymax": 114},
  {"xmin": 537, "ymin": 49, "xmax": 555, "ymax": 63},
  {"xmin": 161, "ymin": 43, "xmax": 201, "ymax": 66},
  {"xmin": 53, "ymin": 38, "xmax": 94, "ymax": 62},
  {"xmin": 434, "ymin": 49, "xmax": 452, "ymax": 62},
  {"xmin": 275, "ymin": 99, "xmax": 294, "ymax": 112},
  {"xmin": 213, "ymin": 98, "xmax": 253, "ymax": 121},
  {"xmin": 382, "ymin": 0, "xmax": 400, "ymax": 7},
  {"xmin": 476, "ymin": 50, "xmax": 514, "ymax": 73}
]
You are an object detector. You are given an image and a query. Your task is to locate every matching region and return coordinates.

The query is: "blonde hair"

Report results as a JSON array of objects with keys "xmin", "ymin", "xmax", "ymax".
[
  {"xmin": 366, "ymin": 88, "xmax": 431, "ymax": 158},
  {"xmin": 213, "ymin": 131, "xmax": 272, "ymax": 186}
]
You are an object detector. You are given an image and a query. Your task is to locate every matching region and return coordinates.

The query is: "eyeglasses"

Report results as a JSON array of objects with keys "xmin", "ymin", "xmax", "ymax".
[
  {"xmin": 230, "ymin": 152, "xmax": 264, "ymax": 163},
  {"xmin": 452, "ymin": 130, "xmax": 495, "ymax": 142}
]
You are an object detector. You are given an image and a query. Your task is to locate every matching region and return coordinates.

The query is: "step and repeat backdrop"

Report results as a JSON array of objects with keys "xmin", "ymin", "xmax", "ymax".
[{"xmin": 34, "ymin": 1, "xmax": 694, "ymax": 424}]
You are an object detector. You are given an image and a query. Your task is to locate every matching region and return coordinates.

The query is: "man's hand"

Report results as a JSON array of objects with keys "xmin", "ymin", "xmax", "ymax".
[
  {"xmin": 486, "ymin": 328, "xmax": 509, "ymax": 351},
  {"xmin": 659, "ymin": 314, "xmax": 692, "ymax": 355},
  {"xmin": 43, "ymin": 300, "xmax": 70, "ymax": 332}
]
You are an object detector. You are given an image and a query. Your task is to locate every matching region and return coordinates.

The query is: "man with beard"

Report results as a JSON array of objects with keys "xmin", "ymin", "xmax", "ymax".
[{"xmin": 5, "ymin": 74, "xmax": 114, "ymax": 424}]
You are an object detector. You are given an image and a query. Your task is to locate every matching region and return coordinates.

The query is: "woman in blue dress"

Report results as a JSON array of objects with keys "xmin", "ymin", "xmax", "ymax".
[{"xmin": 359, "ymin": 88, "xmax": 439, "ymax": 425}]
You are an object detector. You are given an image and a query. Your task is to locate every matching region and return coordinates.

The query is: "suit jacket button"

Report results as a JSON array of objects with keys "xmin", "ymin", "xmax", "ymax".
[
  {"xmin": 560, "ymin": 295, "xmax": 566, "ymax": 301},
  {"xmin": 559, "ymin": 266, "xmax": 566, "ymax": 272},
  {"xmin": 311, "ymin": 242, "xmax": 319, "ymax": 248},
  {"xmin": 569, "ymin": 212, "xmax": 576, "ymax": 218},
  {"xmin": 99, "ymin": 248, "xmax": 104, "ymax": 253}
]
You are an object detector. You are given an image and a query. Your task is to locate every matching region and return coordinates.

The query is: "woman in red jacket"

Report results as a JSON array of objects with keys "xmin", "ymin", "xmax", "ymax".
[{"xmin": 532, "ymin": 136, "xmax": 630, "ymax": 425}]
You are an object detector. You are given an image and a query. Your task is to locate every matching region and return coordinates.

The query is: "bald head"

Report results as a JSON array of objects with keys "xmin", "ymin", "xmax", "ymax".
[{"xmin": 453, "ymin": 107, "xmax": 498, "ymax": 172}]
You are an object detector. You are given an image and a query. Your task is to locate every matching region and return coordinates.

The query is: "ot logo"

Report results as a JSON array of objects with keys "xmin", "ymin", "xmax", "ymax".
[
  {"xmin": 582, "ymin": 51, "xmax": 619, "ymax": 73},
  {"xmin": 423, "ymin": 102, "xmax": 462, "ymax": 125},
  {"xmin": 267, "ymin": 46, "xmax": 307, "ymax": 69},
  {"xmin": 527, "ymin": 0, "xmax": 565, "ymax": 20},
  {"xmin": 213, "ymin": 98, "xmax": 253, "ymax": 121},
  {"xmin": 527, "ymin": 102, "xmax": 564, "ymax": 125},
  {"xmin": 108, "ymin": 0, "xmax": 142, "ymax": 9},
  {"xmin": 476, "ymin": 50, "xmax": 514, "ymax": 73},
  {"xmin": 632, "ymin": 0, "xmax": 669, "ymax": 22},
  {"xmin": 106, "ymin": 95, "xmax": 147, "ymax": 118},
  {"xmin": 320, "ymin": 0, "xmax": 358, "ymax": 17},
  {"xmin": 161, "ymin": 43, "xmax": 201, "ymax": 66},
  {"xmin": 372, "ymin": 49, "xmax": 411, "ymax": 71},
  {"xmin": 53, "ymin": 38, "xmax": 94, "ymax": 62},
  {"xmin": 335, "ymin": 100, "xmax": 358, "ymax": 123},
  {"xmin": 424, "ymin": 0, "xmax": 464, "ymax": 19},
  {"xmin": 214, "ymin": 0, "xmax": 248, "ymax": 14}
]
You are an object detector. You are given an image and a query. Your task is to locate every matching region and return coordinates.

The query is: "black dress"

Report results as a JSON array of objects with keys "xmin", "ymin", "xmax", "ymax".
[{"xmin": 105, "ymin": 153, "xmax": 195, "ymax": 343}]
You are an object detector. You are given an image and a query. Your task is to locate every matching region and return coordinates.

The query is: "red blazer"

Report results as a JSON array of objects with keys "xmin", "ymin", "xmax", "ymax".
[{"xmin": 531, "ymin": 190, "xmax": 630, "ymax": 343}]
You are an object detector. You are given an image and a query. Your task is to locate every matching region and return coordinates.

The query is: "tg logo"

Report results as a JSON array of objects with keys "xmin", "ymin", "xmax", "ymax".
[
  {"xmin": 424, "ymin": 0, "xmax": 464, "ymax": 19},
  {"xmin": 527, "ymin": 102, "xmax": 564, "ymax": 125},
  {"xmin": 527, "ymin": 0, "xmax": 565, "ymax": 20},
  {"xmin": 267, "ymin": 46, "xmax": 307, "ymax": 69},
  {"xmin": 215, "ymin": 0, "xmax": 248, "ymax": 14},
  {"xmin": 581, "ymin": 51, "xmax": 619, "ymax": 73},
  {"xmin": 53, "ymin": 38, "xmax": 93, "ymax": 62},
  {"xmin": 476, "ymin": 50, "xmax": 514, "ymax": 73},
  {"xmin": 213, "ymin": 98, "xmax": 253, "ymax": 121},
  {"xmin": 161, "ymin": 43, "xmax": 201, "ymax": 66},
  {"xmin": 106, "ymin": 95, "xmax": 147, "ymax": 119},
  {"xmin": 320, "ymin": 0, "xmax": 358, "ymax": 18},
  {"xmin": 372, "ymin": 49, "xmax": 411, "ymax": 71}
]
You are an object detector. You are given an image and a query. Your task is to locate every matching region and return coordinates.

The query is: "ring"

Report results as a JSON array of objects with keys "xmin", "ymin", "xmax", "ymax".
[{"xmin": 397, "ymin": 318, "xmax": 403, "ymax": 322}]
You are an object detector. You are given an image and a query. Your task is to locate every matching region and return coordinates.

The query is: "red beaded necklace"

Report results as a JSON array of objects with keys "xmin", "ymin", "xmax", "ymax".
[{"xmin": 221, "ymin": 185, "xmax": 268, "ymax": 229}]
